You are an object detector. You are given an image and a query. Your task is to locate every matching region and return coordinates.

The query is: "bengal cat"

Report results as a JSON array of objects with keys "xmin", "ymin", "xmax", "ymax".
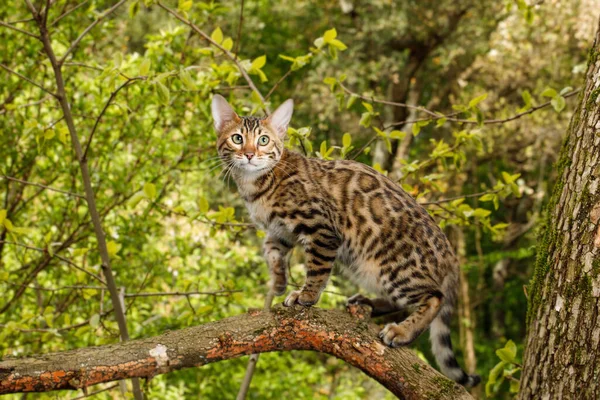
[{"xmin": 211, "ymin": 94, "xmax": 480, "ymax": 387}]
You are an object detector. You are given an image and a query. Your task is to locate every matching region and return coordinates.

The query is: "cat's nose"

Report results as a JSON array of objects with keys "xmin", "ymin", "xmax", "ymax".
[{"xmin": 245, "ymin": 153, "xmax": 254, "ymax": 160}]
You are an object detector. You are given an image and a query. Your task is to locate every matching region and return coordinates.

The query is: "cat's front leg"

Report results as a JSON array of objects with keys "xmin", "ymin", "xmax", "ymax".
[
  {"xmin": 264, "ymin": 234, "xmax": 293, "ymax": 295},
  {"xmin": 284, "ymin": 233, "xmax": 340, "ymax": 307}
]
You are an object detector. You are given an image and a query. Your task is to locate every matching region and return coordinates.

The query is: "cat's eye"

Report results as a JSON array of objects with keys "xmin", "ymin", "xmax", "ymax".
[
  {"xmin": 258, "ymin": 135, "xmax": 270, "ymax": 146},
  {"xmin": 231, "ymin": 134, "xmax": 243, "ymax": 144}
]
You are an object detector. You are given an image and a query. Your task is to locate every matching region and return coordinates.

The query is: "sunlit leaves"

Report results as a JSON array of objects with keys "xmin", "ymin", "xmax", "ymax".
[
  {"xmin": 279, "ymin": 54, "xmax": 313, "ymax": 71},
  {"xmin": 542, "ymin": 86, "xmax": 567, "ymax": 112},
  {"xmin": 247, "ymin": 55, "xmax": 268, "ymax": 82},
  {"xmin": 106, "ymin": 241, "xmax": 122, "ymax": 258},
  {"xmin": 486, "ymin": 340, "xmax": 521, "ymax": 396},
  {"xmin": 211, "ymin": 27, "xmax": 223, "ymax": 45},
  {"xmin": 313, "ymin": 28, "xmax": 348, "ymax": 59}
]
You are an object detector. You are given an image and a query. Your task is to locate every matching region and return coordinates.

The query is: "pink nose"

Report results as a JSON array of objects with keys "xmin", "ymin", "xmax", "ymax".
[{"xmin": 245, "ymin": 153, "xmax": 254, "ymax": 160}]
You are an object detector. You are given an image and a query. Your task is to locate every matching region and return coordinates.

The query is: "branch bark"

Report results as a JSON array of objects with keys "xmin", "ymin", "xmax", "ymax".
[{"xmin": 0, "ymin": 305, "xmax": 472, "ymax": 400}]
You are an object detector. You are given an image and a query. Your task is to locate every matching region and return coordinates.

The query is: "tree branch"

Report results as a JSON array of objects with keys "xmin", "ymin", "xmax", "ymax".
[
  {"xmin": 0, "ymin": 305, "xmax": 472, "ymax": 399},
  {"xmin": 0, "ymin": 175, "xmax": 85, "ymax": 198}
]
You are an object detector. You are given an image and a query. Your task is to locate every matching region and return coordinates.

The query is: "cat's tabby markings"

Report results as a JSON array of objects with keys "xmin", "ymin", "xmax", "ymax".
[{"xmin": 211, "ymin": 94, "xmax": 480, "ymax": 387}]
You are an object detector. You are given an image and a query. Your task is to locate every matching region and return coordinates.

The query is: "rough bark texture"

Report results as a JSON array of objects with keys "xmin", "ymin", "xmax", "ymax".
[
  {"xmin": 0, "ymin": 305, "xmax": 472, "ymax": 399},
  {"xmin": 519, "ymin": 17, "xmax": 600, "ymax": 400}
]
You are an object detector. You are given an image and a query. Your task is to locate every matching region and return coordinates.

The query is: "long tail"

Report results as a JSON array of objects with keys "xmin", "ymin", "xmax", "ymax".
[{"xmin": 429, "ymin": 300, "xmax": 481, "ymax": 387}]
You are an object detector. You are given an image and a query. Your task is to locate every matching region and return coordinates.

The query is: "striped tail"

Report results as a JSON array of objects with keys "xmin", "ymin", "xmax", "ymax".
[{"xmin": 429, "ymin": 300, "xmax": 481, "ymax": 387}]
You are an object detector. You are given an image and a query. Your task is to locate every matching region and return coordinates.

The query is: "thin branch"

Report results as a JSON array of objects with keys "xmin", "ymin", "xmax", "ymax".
[
  {"xmin": 123, "ymin": 289, "xmax": 242, "ymax": 298},
  {"xmin": 265, "ymin": 69, "xmax": 292, "ymax": 101},
  {"xmin": 340, "ymin": 82, "xmax": 581, "ymax": 126},
  {"xmin": 0, "ymin": 63, "xmax": 57, "ymax": 97},
  {"xmin": 49, "ymin": 0, "xmax": 90, "ymax": 27},
  {"xmin": 72, "ymin": 384, "xmax": 119, "ymax": 400},
  {"xmin": 157, "ymin": 1, "xmax": 270, "ymax": 114},
  {"xmin": 420, "ymin": 188, "xmax": 503, "ymax": 206},
  {"xmin": 59, "ymin": 0, "xmax": 128, "ymax": 65},
  {"xmin": 0, "ymin": 20, "xmax": 39, "ymax": 39},
  {"xmin": 1, "ymin": 175, "xmax": 85, "ymax": 198},
  {"xmin": 233, "ymin": 0, "xmax": 244, "ymax": 60},
  {"xmin": 83, "ymin": 77, "xmax": 144, "ymax": 160},
  {"xmin": 0, "ymin": 241, "xmax": 106, "ymax": 284}
]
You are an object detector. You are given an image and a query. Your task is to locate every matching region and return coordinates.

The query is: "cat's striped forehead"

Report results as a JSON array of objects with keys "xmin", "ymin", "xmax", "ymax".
[{"xmin": 240, "ymin": 116, "xmax": 266, "ymax": 134}]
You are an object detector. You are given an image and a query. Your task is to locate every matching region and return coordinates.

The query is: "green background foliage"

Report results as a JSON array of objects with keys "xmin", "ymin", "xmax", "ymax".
[{"xmin": 1, "ymin": 0, "xmax": 598, "ymax": 398}]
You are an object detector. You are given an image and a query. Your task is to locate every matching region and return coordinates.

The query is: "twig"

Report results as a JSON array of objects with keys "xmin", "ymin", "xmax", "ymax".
[
  {"xmin": 1, "ymin": 175, "xmax": 85, "ymax": 198},
  {"xmin": 0, "ymin": 63, "xmax": 57, "ymax": 97},
  {"xmin": 49, "ymin": 0, "xmax": 90, "ymax": 27},
  {"xmin": 340, "ymin": 82, "xmax": 581, "ymax": 126},
  {"xmin": 233, "ymin": 0, "xmax": 244, "ymax": 59},
  {"xmin": 124, "ymin": 289, "xmax": 242, "ymax": 298},
  {"xmin": 72, "ymin": 384, "xmax": 119, "ymax": 400},
  {"xmin": 59, "ymin": 0, "xmax": 128, "ymax": 65},
  {"xmin": 0, "ymin": 241, "xmax": 105, "ymax": 284},
  {"xmin": 420, "ymin": 188, "xmax": 503, "ymax": 206},
  {"xmin": 157, "ymin": 1, "xmax": 270, "ymax": 114},
  {"xmin": 83, "ymin": 77, "xmax": 144, "ymax": 160},
  {"xmin": 0, "ymin": 20, "xmax": 39, "ymax": 39},
  {"xmin": 265, "ymin": 69, "xmax": 292, "ymax": 101}
]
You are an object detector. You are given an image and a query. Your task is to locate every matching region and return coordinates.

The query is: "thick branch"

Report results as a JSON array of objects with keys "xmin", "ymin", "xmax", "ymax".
[{"xmin": 0, "ymin": 305, "xmax": 472, "ymax": 399}]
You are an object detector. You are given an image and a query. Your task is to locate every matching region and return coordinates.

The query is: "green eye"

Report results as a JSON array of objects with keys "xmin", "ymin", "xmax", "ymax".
[
  {"xmin": 231, "ymin": 134, "xmax": 243, "ymax": 144},
  {"xmin": 258, "ymin": 135, "xmax": 270, "ymax": 146}
]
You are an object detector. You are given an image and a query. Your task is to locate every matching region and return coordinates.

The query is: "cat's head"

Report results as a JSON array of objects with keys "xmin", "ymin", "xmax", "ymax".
[{"xmin": 211, "ymin": 94, "xmax": 293, "ymax": 175}]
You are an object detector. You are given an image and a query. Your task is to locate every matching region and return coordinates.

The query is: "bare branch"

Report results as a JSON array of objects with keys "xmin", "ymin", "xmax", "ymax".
[
  {"xmin": 1, "ymin": 175, "xmax": 85, "ymax": 198},
  {"xmin": 0, "ymin": 20, "xmax": 39, "ymax": 39},
  {"xmin": 233, "ymin": 0, "xmax": 244, "ymax": 60},
  {"xmin": 123, "ymin": 289, "xmax": 242, "ymax": 298},
  {"xmin": 420, "ymin": 188, "xmax": 503, "ymax": 206},
  {"xmin": 0, "ymin": 305, "xmax": 473, "ymax": 399},
  {"xmin": 265, "ymin": 69, "xmax": 292, "ymax": 101},
  {"xmin": 0, "ymin": 63, "xmax": 57, "ymax": 97},
  {"xmin": 59, "ymin": 0, "xmax": 128, "ymax": 65}
]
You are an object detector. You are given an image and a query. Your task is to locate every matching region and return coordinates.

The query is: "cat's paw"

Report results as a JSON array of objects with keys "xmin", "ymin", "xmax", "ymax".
[
  {"xmin": 379, "ymin": 322, "xmax": 416, "ymax": 347},
  {"xmin": 270, "ymin": 279, "xmax": 287, "ymax": 296},
  {"xmin": 283, "ymin": 290, "xmax": 318, "ymax": 307},
  {"xmin": 347, "ymin": 293, "xmax": 370, "ymax": 306}
]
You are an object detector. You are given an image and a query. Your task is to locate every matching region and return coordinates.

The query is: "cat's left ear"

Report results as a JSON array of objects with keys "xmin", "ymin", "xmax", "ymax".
[{"xmin": 265, "ymin": 99, "xmax": 294, "ymax": 138}]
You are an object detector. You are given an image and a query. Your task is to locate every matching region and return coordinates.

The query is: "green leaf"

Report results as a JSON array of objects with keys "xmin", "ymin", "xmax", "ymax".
[
  {"xmin": 389, "ymin": 130, "xmax": 406, "ymax": 139},
  {"xmin": 143, "ymin": 182, "xmax": 157, "ymax": 199},
  {"xmin": 362, "ymin": 102, "xmax": 373, "ymax": 113},
  {"xmin": 179, "ymin": 69, "xmax": 197, "ymax": 90},
  {"xmin": 359, "ymin": 112, "xmax": 372, "ymax": 128},
  {"xmin": 323, "ymin": 77, "xmax": 337, "ymax": 91},
  {"xmin": 468, "ymin": 93, "xmax": 488, "ymax": 108},
  {"xmin": 106, "ymin": 241, "xmax": 121, "ymax": 258},
  {"xmin": 560, "ymin": 86, "xmax": 573, "ymax": 95},
  {"xmin": 211, "ymin": 27, "xmax": 223, "ymax": 44},
  {"xmin": 319, "ymin": 140, "xmax": 327, "ymax": 156},
  {"xmin": 156, "ymin": 82, "xmax": 170, "ymax": 105},
  {"xmin": 178, "ymin": 0, "xmax": 193, "ymax": 12},
  {"xmin": 251, "ymin": 55, "xmax": 266, "ymax": 69},
  {"xmin": 412, "ymin": 123, "xmax": 421, "ymax": 136},
  {"xmin": 139, "ymin": 58, "xmax": 151, "ymax": 76},
  {"xmin": 473, "ymin": 208, "xmax": 492, "ymax": 218},
  {"xmin": 3, "ymin": 218, "xmax": 13, "ymax": 231},
  {"xmin": 198, "ymin": 196, "xmax": 209, "ymax": 213},
  {"xmin": 89, "ymin": 314, "xmax": 100, "ymax": 329},
  {"xmin": 329, "ymin": 39, "xmax": 347, "ymax": 50},
  {"xmin": 551, "ymin": 95, "xmax": 566, "ymax": 112},
  {"xmin": 222, "ymin": 38, "xmax": 233, "ymax": 51},
  {"xmin": 323, "ymin": 28, "xmax": 337, "ymax": 43},
  {"xmin": 127, "ymin": 191, "xmax": 145, "ymax": 208},
  {"xmin": 346, "ymin": 94, "xmax": 358, "ymax": 109},
  {"xmin": 521, "ymin": 90, "xmax": 532, "ymax": 107},
  {"xmin": 479, "ymin": 193, "xmax": 496, "ymax": 202},
  {"xmin": 496, "ymin": 343, "xmax": 517, "ymax": 363},
  {"xmin": 541, "ymin": 87, "xmax": 557, "ymax": 98},
  {"xmin": 342, "ymin": 133, "xmax": 352, "ymax": 148},
  {"xmin": 129, "ymin": 1, "xmax": 140, "ymax": 18}
]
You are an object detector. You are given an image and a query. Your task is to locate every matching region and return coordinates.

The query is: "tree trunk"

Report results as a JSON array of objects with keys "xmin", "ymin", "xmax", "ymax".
[
  {"xmin": 518, "ymin": 17, "xmax": 600, "ymax": 399},
  {"xmin": 0, "ymin": 305, "xmax": 472, "ymax": 400}
]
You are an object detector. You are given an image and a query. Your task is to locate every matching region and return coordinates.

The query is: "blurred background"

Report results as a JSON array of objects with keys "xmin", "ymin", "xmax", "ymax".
[{"xmin": 1, "ymin": 0, "xmax": 599, "ymax": 398}]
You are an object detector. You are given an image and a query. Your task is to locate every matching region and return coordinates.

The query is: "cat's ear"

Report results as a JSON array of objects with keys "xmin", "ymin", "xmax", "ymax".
[
  {"xmin": 265, "ymin": 99, "xmax": 294, "ymax": 138},
  {"xmin": 211, "ymin": 94, "xmax": 240, "ymax": 134}
]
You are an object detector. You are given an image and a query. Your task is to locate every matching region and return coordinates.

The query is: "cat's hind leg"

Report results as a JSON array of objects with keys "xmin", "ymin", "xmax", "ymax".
[{"xmin": 380, "ymin": 293, "xmax": 442, "ymax": 347}]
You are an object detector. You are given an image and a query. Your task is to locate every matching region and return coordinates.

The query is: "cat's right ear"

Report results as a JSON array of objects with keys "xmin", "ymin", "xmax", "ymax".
[{"xmin": 211, "ymin": 94, "xmax": 240, "ymax": 134}]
